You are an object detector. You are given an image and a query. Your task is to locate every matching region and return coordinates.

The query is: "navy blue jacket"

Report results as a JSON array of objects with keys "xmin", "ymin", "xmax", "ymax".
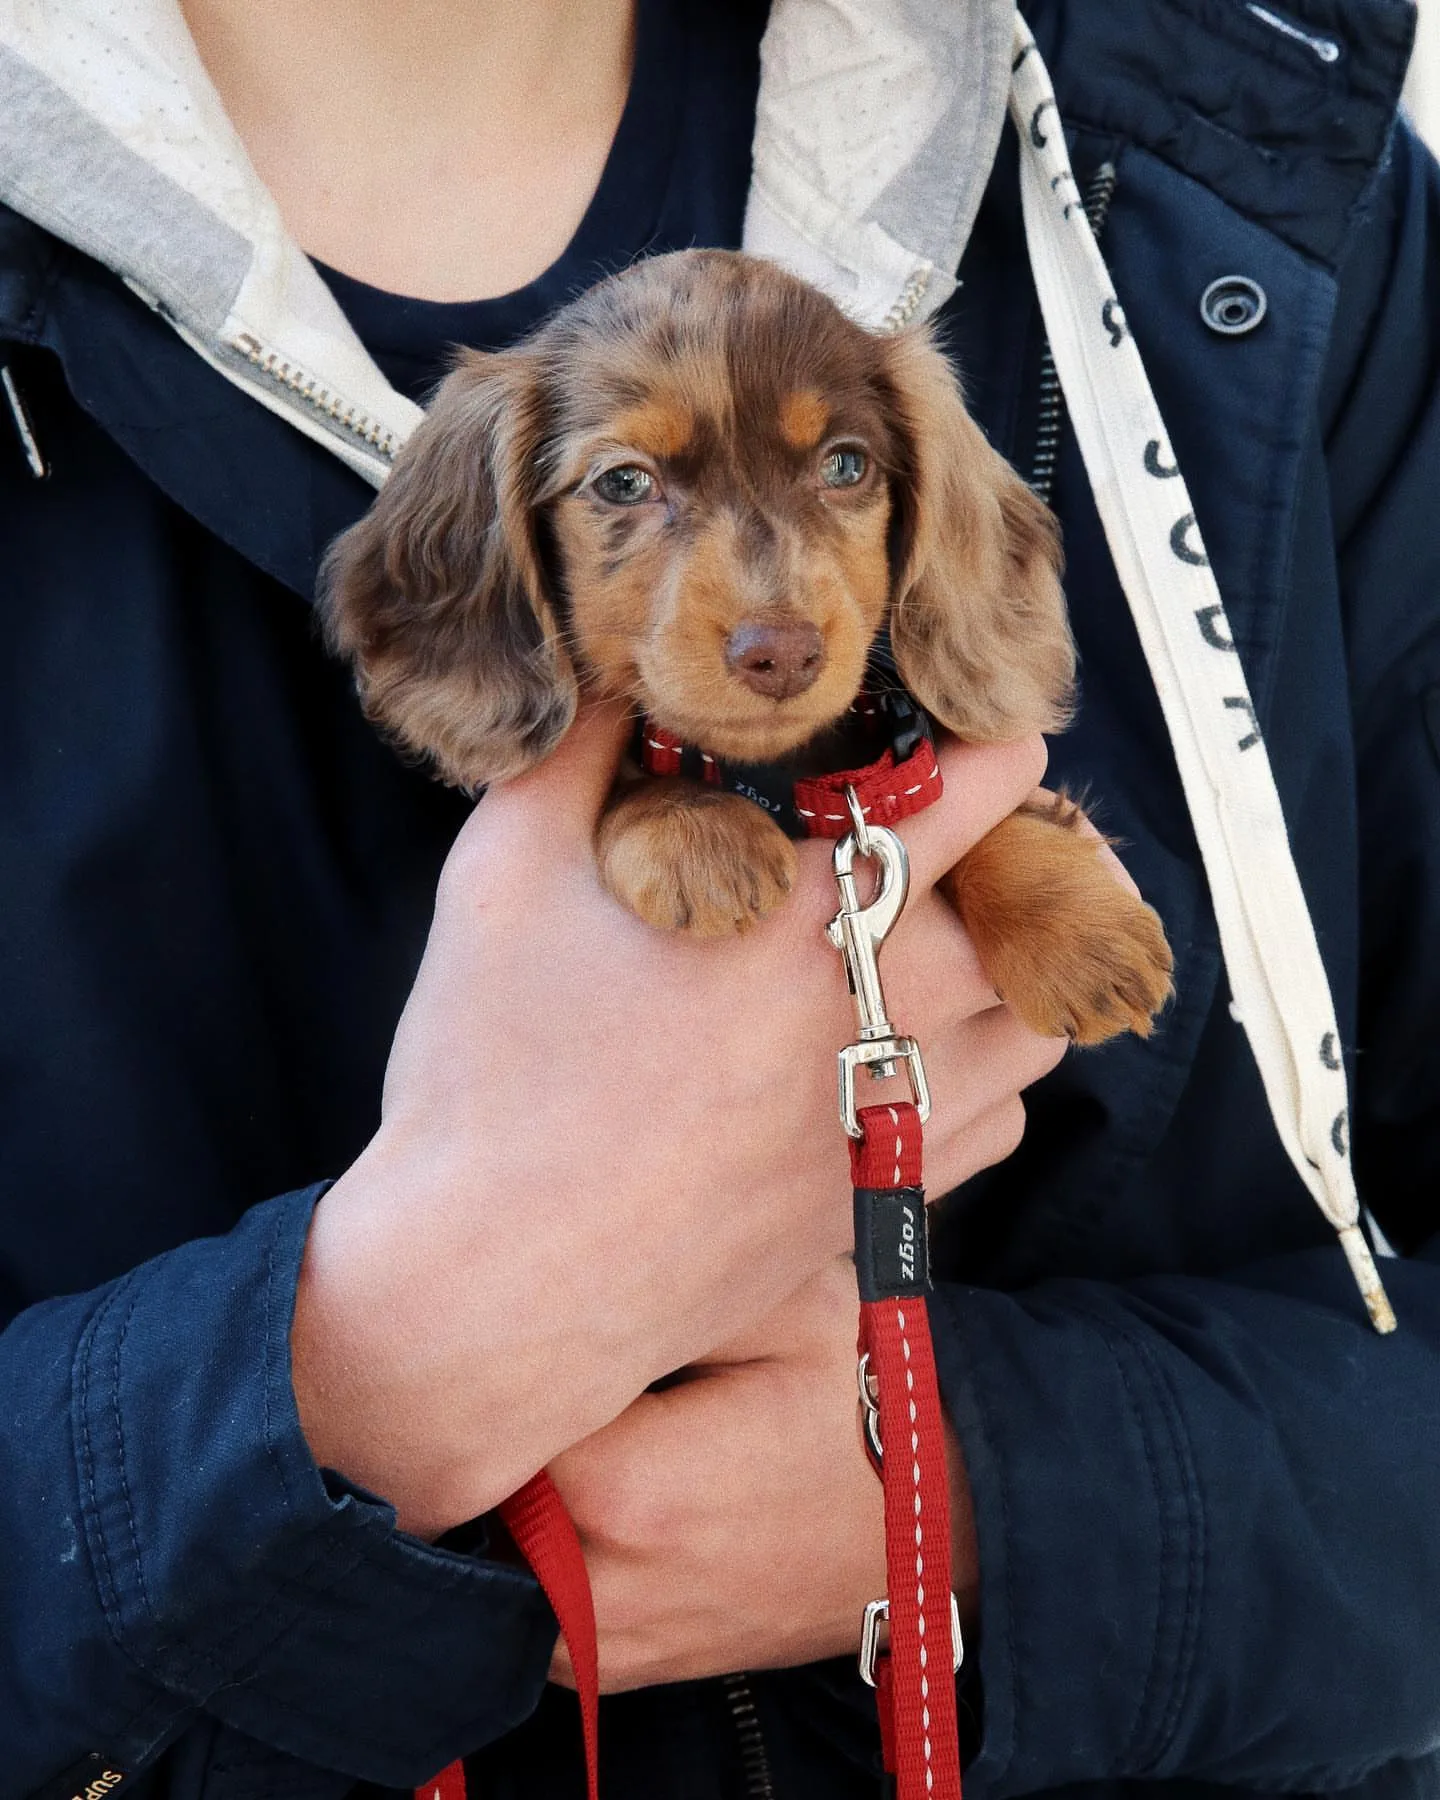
[{"xmin": 2, "ymin": 2, "xmax": 1438, "ymax": 1797}]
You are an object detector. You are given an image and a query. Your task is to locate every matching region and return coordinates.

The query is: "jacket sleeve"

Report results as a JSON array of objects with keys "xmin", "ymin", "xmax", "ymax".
[
  {"xmin": 0, "ymin": 1186, "xmax": 557, "ymax": 1797},
  {"xmin": 936, "ymin": 122, "xmax": 1440, "ymax": 1800},
  {"xmin": 934, "ymin": 1245, "xmax": 1440, "ymax": 1798}
]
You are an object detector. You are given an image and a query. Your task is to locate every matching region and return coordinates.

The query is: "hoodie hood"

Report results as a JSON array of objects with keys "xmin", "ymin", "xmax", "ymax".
[
  {"xmin": 0, "ymin": 0, "xmax": 421, "ymax": 480},
  {"xmin": 0, "ymin": 0, "xmax": 1014, "ymax": 484},
  {"xmin": 745, "ymin": 0, "xmax": 1013, "ymax": 329}
]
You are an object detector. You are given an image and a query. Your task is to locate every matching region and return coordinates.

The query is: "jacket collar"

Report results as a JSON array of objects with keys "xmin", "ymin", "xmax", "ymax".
[{"xmin": 1030, "ymin": 0, "xmax": 1415, "ymax": 271}]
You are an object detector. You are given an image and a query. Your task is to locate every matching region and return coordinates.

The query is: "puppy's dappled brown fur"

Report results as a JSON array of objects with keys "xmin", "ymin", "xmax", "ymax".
[{"xmin": 322, "ymin": 250, "xmax": 1171, "ymax": 1043}]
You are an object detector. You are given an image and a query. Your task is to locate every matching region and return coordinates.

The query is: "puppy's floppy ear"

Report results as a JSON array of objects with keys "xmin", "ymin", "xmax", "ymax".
[
  {"xmin": 882, "ymin": 326, "xmax": 1074, "ymax": 741},
  {"xmin": 319, "ymin": 347, "xmax": 577, "ymax": 788}
]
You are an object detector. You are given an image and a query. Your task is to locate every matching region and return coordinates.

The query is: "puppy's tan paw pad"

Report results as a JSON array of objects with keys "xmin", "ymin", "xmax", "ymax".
[
  {"xmin": 990, "ymin": 891, "xmax": 1174, "ymax": 1046},
  {"xmin": 599, "ymin": 787, "xmax": 798, "ymax": 935}
]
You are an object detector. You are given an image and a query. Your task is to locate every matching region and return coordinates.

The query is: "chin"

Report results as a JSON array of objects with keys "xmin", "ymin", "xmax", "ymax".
[{"xmin": 642, "ymin": 699, "xmax": 836, "ymax": 765}]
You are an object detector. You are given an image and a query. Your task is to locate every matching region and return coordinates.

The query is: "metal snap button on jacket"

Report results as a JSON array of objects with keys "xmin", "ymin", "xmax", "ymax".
[{"xmin": 1200, "ymin": 275, "xmax": 1268, "ymax": 335}]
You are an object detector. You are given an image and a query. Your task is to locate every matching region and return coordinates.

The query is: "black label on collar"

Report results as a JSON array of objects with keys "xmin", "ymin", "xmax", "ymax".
[
  {"xmin": 854, "ymin": 1186, "xmax": 931, "ymax": 1300},
  {"xmin": 27, "ymin": 1754, "xmax": 128, "ymax": 1800},
  {"xmin": 716, "ymin": 762, "xmax": 805, "ymax": 837}
]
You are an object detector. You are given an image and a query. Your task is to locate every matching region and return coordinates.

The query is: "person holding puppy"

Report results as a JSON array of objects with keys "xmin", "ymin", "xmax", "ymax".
[{"xmin": 0, "ymin": 3, "xmax": 1436, "ymax": 1799}]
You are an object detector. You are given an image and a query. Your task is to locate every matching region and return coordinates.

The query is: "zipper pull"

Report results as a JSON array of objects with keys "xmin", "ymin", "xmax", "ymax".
[
  {"xmin": 1245, "ymin": 3, "xmax": 1341, "ymax": 64},
  {"xmin": 2, "ymin": 362, "xmax": 48, "ymax": 479}
]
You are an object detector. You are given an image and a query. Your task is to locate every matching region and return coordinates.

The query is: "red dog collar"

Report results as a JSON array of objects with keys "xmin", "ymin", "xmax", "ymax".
[{"xmin": 637, "ymin": 686, "xmax": 943, "ymax": 840}]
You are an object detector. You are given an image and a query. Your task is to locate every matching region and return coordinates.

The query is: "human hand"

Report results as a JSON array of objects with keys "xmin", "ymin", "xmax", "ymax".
[
  {"xmin": 546, "ymin": 1256, "xmax": 978, "ymax": 1690},
  {"xmin": 291, "ymin": 704, "xmax": 1060, "ymax": 1536}
]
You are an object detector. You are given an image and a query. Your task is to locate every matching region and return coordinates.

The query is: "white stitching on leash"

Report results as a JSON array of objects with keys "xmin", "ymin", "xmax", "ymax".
[{"xmin": 896, "ymin": 1303, "xmax": 933, "ymax": 1786}]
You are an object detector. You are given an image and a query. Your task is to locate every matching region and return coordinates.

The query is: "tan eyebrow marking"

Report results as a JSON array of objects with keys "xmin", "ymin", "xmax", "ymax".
[
  {"xmin": 779, "ymin": 389, "xmax": 829, "ymax": 451},
  {"xmin": 608, "ymin": 400, "xmax": 694, "ymax": 460}
]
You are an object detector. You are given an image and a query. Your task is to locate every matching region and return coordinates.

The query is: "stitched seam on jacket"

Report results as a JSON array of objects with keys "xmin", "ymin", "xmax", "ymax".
[
  {"xmin": 112, "ymin": 1285, "xmax": 158, "ymax": 1631},
  {"xmin": 1118, "ymin": 1318, "xmax": 1207, "ymax": 1774},
  {"xmin": 73, "ymin": 1273, "xmax": 189, "ymax": 1749},
  {"xmin": 1072, "ymin": 1307, "xmax": 1170, "ymax": 1774},
  {"xmin": 98, "ymin": 1276, "xmax": 203, "ymax": 1685},
  {"xmin": 938, "ymin": 1289, "xmax": 1020, "ymax": 1787},
  {"xmin": 77, "ymin": 1254, "xmax": 487, "ymax": 1733},
  {"xmin": 137, "ymin": 1196, "xmax": 377, "ymax": 1696},
  {"xmin": 261, "ymin": 1201, "xmax": 298, "ymax": 1518},
  {"xmin": 76, "ymin": 1278, "xmax": 127, "ymax": 1637},
  {"xmin": 84, "ymin": 1212, "xmax": 380, "ymax": 1697},
  {"xmin": 1048, "ymin": 101, "xmax": 1357, "ymax": 267}
]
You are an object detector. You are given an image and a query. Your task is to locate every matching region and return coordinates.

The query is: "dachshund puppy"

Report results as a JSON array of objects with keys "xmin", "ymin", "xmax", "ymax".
[{"xmin": 321, "ymin": 251, "xmax": 1172, "ymax": 1045}]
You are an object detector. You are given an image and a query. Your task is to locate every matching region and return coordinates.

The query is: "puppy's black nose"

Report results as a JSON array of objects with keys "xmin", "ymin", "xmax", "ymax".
[{"xmin": 725, "ymin": 620, "xmax": 825, "ymax": 700}]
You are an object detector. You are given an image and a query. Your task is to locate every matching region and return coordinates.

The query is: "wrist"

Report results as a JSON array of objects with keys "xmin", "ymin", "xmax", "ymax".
[
  {"xmin": 289, "ymin": 1156, "xmax": 466, "ymax": 1537},
  {"xmin": 289, "ymin": 1136, "xmax": 660, "ymax": 1536}
]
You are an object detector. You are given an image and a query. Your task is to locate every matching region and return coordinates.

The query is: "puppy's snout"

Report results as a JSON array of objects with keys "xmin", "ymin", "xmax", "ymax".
[{"xmin": 724, "ymin": 620, "xmax": 825, "ymax": 700}]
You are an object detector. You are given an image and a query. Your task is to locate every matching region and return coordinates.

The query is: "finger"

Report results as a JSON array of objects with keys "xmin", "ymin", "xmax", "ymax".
[
  {"xmin": 1097, "ymin": 838, "xmax": 1142, "ymax": 900},
  {"xmin": 900, "ymin": 733, "xmax": 1049, "ymax": 889},
  {"xmin": 483, "ymin": 696, "xmax": 633, "ymax": 843},
  {"xmin": 695, "ymin": 1255, "xmax": 857, "ymax": 1368},
  {"xmin": 923, "ymin": 1004, "xmax": 1067, "ymax": 1189},
  {"xmin": 940, "ymin": 998, "xmax": 1067, "ymax": 1102},
  {"xmin": 885, "ymin": 887, "xmax": 999, "ymax": 1019},
  {"xmin": 777, "ymin": 733, "xmax": 1050, "ymax": 955},
  {"xmin": 929, "ymin": 1092, "xmax": 1030, "ymax": 1194}
]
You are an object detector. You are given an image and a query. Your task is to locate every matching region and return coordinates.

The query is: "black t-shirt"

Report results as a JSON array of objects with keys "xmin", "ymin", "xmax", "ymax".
[{"xmin": 315, "ymin": 0, "xmax": 768, "ymax": 399}]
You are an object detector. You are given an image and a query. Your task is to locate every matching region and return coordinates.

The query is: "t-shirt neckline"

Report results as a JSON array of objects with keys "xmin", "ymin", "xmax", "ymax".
[{"xmin": 312, "ymin": 0, "xmax": 687, "ymax": 388}]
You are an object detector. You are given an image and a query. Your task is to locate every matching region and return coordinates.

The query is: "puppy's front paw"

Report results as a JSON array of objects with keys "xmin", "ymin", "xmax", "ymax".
[
  {"xmin": 945, "ymin": 799, "xmax": 1175, "ymax": 1046},
  {"xmin": 986, "ymin": 883, "xmax": 1174, "ymax": 1045},
  {"xmin": 598, "ymin": 782, "xmax": 798, "ymax": 934}
]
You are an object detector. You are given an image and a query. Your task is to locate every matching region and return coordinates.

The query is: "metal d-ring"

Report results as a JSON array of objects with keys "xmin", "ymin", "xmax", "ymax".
[{"xmin": 857, "ymin": 1351, "xmax": 883, "ymax": 1466}]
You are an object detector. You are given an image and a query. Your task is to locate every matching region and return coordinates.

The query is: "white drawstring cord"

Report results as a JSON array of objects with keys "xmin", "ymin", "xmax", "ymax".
[{"xmin": 1009, "ymin": 18, "xmax": 1395, "ymax": 1332}]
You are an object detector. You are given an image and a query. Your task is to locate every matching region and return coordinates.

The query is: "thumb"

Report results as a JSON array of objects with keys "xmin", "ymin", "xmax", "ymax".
[{"xmin": 482, "ymin": 697, "xmax": 633, "ymax": 844}]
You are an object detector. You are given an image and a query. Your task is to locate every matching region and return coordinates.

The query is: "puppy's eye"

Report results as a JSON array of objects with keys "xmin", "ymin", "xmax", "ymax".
[
  {"xmin": 593, "ymin": 465, "xmax": 657, "ymax": 505},
  {"xmin": 821, "ymin": 446, "xmax": 868, "ymax": 488}
]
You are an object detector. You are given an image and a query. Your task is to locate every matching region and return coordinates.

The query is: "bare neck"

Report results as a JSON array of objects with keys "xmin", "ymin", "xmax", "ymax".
[{"xmin": 181, "ymin": 0, "xmax": 637, "ymax": 302}]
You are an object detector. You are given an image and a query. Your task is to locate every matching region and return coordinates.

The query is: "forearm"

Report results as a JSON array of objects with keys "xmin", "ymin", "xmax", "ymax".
[{"xmin": 935, "ymin": 1236, "xmax": 1440, "ymax": 1797}]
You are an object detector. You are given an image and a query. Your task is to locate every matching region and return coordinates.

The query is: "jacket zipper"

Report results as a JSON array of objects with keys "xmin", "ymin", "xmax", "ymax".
[
  {"xmin": 881, "ymin": 267, "xmax": 930, "ymax": 334},
  {"xmin": 1, "ymin": 363, "xmax": 48, "ymax": 479},
  {"xmin": 721, "ymin": 1672, "xmax": 777, "ymax": 1800},
  {"xmin": 230, "ymin": 331, "xmax": 402, "ymax": 461},
  {"xmin": 1030, "ymin": 160, "xmax": 1118, "ymax": 503},
  {"xmin": 120, "ymin": 278, "xmax": 404, "ymax": 473}
]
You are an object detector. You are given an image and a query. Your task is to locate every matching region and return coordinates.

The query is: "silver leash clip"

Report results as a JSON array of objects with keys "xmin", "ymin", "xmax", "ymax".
[{"xmin": 827, "ymin": 787, "xmax": 931, "ymax": 1140}]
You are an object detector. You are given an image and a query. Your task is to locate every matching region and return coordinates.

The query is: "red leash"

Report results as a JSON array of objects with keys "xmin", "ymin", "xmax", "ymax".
[
  {"xmin": 851, "ymin": 1102, "xmax": 963, "ymax": 1798},
  {"xmin": 831, "ymin": 797, "xmax": 964, "ymax": 1800},
  {"xmin": 420, "ymin": 1475, "xmax": 598, "ymax": 1800},
  {"xmin": 419, "ymin": 753, "xmax": 962, "ymax": 1800}
]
